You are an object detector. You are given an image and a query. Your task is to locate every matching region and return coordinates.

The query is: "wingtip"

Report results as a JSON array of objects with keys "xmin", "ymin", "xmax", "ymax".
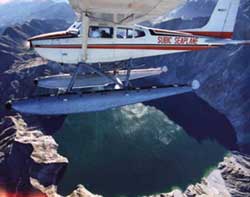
[
  {"xmin": 192, "ymin": 80, "xmax": 200, "ymax": 90},
  {"xmin": 161, "ymin": 66, "xmax": 168, "ymax": 73}
]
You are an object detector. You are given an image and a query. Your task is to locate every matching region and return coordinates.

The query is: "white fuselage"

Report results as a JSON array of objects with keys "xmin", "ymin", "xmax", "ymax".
[
  {"xmin": 29, "ymin": 24, "xmax": 228, "ymax": 64},
  {"xmin": 28, "ymin": 0, "xmax": 242, "ymax": 65}
]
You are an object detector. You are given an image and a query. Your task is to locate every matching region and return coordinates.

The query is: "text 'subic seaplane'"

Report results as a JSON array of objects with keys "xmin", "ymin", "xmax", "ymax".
[{"xmin": 6, "ymin": 0, "xmax": 248, "ymax": 115}]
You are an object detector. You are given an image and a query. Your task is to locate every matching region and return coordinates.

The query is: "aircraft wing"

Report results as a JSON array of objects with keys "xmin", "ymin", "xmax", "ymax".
[{"xmin": 68, "ymin": 0, "xmax": 185, "ymax": 25}]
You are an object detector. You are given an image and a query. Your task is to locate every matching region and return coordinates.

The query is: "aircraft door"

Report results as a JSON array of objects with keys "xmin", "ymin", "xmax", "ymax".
[
  {"xmin": 87, "ymin": 26, "xmax": 115, "ymax": 63},
  {"xmin": 115, "ymin": 27, "xmax": 145, "ymax": 61},
  {"xmin": 134, "ymin": 28, "xmax": 146, "ymax": 59}
]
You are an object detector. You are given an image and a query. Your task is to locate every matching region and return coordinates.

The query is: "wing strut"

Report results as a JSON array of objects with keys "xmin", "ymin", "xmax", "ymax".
[
  {"xmin": 82, "ymin": 63, "xmax": 125, "ymax": 88},
  {"xmin": 81, "ymin": 13, "xmax": 89, "ymax": 62},
  {"xmin": 64, "ymin": 59, "xmax": 137, "ymax": 91},
  {"xmin": 124, "ymin": 59, "xmax": 133, "ymax": 88},
  {"xmin": 67, "ymin": 64, "xmax": 82, "ymax": 92}
]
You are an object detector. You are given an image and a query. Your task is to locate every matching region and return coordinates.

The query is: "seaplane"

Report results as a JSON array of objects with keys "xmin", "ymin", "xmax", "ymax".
[{"xmin": 6, "ymin": 0, "xmax": 248, "ymax": 115}]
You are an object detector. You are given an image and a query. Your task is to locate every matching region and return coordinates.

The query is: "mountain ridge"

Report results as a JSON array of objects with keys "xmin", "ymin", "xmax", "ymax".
[{"xmin": 0, "ymin": 0, "xmax": 75, "ymax": 28}]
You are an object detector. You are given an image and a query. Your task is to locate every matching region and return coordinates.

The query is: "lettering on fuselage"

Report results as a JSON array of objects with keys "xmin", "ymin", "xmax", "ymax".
[{"xmin": 158, "ymin": 36, "xmax": 198, "ymax": 45}]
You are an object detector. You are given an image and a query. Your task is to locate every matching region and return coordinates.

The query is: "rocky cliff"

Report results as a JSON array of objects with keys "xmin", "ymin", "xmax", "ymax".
[
  {"xmin": 0, "ymin": 20, "xmax": 69, "ymax": 195},
  {"xmin": 1, "ymin": 115, "xmax": 250, "ymax": 197},
  {"xmin": 146, "ymin": 152, "xmax": 250, "ymax": 197}
]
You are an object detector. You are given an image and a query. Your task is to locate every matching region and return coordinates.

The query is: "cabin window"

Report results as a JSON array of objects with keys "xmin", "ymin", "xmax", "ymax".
[
  {"xmin": 117, "ymin": 28, "xmax": 145, "ymax": 39},
  {"xmin": 117, "ymin": 28, "xmax": 133, "ymax": 39},
  {"xmin": 89, "ymin": 26, "xmax": 114, "ymax": 38},
  {"xmin": 134, "ymin": 29, "xmax": 145, "ymax": 38},
  {"xmin": 127, "ymin": 29, "xmax": 133, "ymax": 38}
]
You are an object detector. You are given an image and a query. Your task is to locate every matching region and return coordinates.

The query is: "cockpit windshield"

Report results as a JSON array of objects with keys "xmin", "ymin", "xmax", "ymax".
[{"xmin": 67, "ymin": 22, "xmax": 82, "ymax": 36}]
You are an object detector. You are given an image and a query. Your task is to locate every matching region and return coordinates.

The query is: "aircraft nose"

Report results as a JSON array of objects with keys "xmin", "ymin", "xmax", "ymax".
[
  {"xmin": 28, "ymin": 40, "xmax": 33, "ymax": 49},
  {"xmin": 24, "ymin": 40, "xmax": 33, "ymax": 50},
  {"xmin": 33, "ymin": 79, "xmax": 38, "ymax": 86},
  {"xmin": 27, "ymin": 35, "xmax": 40, "ymax": 48}
]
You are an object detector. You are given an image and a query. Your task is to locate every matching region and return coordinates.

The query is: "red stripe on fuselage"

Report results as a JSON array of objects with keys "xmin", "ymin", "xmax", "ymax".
[
  {"xmin": 183, "ymin": 31, "xmax": 233, "ymax": 39},
  {"xmin": 88, "ymin": 44, "xmax": 216, "ymax": 50},
  {"xmin": 151, "ymin": 29, "xmax": 233, "ymax": 39},
  {"xmin": 33, "ymin": 44, "xmax": 219, "ymax": 51},
  {"xmin": 34, "ymin": 45, "xmax": 81, "ymax": 49}
]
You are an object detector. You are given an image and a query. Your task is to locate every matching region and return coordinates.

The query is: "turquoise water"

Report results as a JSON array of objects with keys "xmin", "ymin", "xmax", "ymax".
[{"xmin": 54, "ymin": 104, "xmax": 227, "ymax": 197}]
